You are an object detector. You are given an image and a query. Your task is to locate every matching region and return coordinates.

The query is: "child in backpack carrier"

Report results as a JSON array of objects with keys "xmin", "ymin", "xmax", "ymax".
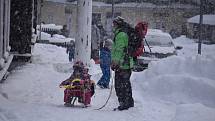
[{"xmin": 59, "ymin": 61, "xmax": 95, "ymax": 107}]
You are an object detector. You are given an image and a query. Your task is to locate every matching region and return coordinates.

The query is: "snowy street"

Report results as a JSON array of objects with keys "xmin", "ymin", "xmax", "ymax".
[{"xmin": 0, "ymin": 36, "xmax": 215, "ymax": 121}]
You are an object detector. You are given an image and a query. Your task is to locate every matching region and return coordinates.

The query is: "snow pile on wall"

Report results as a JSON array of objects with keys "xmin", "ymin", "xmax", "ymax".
[
  {"xmin": 52, "ymin": 34, "xmax": 66, "ymax": 39},
  {"xmin": 39, "ymin": 32, "xmax": 51, "ymax": 39},
  {"xmin": 36, "ymin": 24, "xmax": 62, "ymax": 31},
  {"xmin": 31, "ymin": 43, "xmax": 69, "ymax": 64},
  {"xmin": 36, "ymin": 24, "xmax": 75, "ymax": 43},
  {"xmin": 48, "ymin": 36, "xmax": 74, "ymax": 43},
  {"xmin": 37, "ymin": 31, "xmax": 74, "ymax": 43}
]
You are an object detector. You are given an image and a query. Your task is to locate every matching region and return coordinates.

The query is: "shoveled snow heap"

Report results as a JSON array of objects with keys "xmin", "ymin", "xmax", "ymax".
[{"xmin": 0, "ymin": 36, "xmax": 215, "ymax": 121}]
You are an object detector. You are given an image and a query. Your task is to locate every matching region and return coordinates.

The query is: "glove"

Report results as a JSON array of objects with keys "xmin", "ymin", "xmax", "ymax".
[{"xmin": 111, "ymin": 62, "xmax": 119, "ymax": 71}]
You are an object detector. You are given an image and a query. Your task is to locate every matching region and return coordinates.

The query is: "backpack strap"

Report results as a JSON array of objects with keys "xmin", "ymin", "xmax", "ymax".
[
  {"xmin": 113, "ymin": 30, "xmax": 129, "ymax": 55},
  {"xmin": 113, "ymin": 29, "xmax": 122, "ymax": 43}
]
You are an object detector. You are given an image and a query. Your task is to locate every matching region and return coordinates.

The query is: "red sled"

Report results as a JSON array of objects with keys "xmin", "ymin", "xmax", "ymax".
[{"xmin": 61, "ymin": 79, "xmax": 94, "ymax": 107}]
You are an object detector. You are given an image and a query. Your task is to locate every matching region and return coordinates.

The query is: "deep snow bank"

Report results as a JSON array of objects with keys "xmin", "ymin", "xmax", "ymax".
[
  {"xmin": 172, "ymin": 103, "xmax": 215, "ymax": 121},
  {"xmin": 133, "ymin": 55, "xmax": 215, "ymax": 107},
  {"xmin": 2, "ymin": 44, "xmax": 70, "ymax": 105},
  {"xmin": 173, "ymin": 36, "xmax": 215, "ymax": 60}
]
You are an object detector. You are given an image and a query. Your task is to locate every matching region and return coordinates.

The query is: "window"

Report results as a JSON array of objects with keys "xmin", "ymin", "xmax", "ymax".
[
  {"xmin": 65, "ymin": 7, "xmax": 73, "ymax": 14},
  {"xmin": 48, "ymin": 15, "xmax": 53, "ymax": 23}
]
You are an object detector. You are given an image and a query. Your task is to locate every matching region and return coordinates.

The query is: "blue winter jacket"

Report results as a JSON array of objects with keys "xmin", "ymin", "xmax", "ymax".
[{"xmin": 100, "ymin": 47, "xmax": 111, "ymax": 68}]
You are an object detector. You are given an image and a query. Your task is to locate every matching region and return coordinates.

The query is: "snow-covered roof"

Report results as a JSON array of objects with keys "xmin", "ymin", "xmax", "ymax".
[{"xmin": 187, "ymin": 14, "xmax": 215, "ymax": 26}]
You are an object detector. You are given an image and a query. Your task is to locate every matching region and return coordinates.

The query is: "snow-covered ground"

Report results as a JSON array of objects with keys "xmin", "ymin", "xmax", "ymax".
[{"xmin": 0, "ymin": 36, "xmax": 215, "ymax": 121}]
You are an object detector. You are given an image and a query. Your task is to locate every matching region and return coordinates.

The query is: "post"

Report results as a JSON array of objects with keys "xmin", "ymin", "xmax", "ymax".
[
  {"xmin": 39, "ymin": 0, "xmax": 43, "ymax": 40},
  {"xmin": 75, "ymin": 0, "xmax": 92, "ymax": 66},
  {"xmin": 112, "ymin": 0, "xmax": 114, "ymax": 19},
  {"xmin": 198, "ymin": 0, "xmax": 204, "ymax": 54}
]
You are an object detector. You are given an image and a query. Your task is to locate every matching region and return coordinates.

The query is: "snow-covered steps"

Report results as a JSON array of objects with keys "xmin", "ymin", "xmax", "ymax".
[{"xmin": 0, "ymin": 54, "xmax": 13, "ymax": 82}]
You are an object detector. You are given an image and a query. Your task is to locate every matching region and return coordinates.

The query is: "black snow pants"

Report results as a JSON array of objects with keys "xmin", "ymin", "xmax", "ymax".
[{"xmin": 114, "ymin": 69, "xmax": 134, "ymax": 107}]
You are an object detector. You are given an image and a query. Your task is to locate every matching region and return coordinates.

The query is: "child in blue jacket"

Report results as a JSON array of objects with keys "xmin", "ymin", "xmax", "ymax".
[{"xmin": 97, "ymin": 39, "xmax": 112, "ymax": 88}]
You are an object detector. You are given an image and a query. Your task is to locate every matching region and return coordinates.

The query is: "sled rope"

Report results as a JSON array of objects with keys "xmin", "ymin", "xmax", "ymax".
[{"xmin": 94, "ymin": 71, "xmax": 114, "ymax": 110}]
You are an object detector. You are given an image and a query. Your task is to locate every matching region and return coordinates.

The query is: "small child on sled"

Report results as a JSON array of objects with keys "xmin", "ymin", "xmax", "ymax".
[{"xmin": 59, "ymin": 61, "xmax": 95, "ymax": 107}]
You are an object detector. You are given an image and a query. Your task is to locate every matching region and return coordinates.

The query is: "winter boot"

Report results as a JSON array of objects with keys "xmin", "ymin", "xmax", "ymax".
[
  {"xmin": 64, "ymin": 102, "xmax": 73, "ymax": 107},
  {"xmin": 117, "ymin": 105, "xmax": 129, "ymax": 110}
]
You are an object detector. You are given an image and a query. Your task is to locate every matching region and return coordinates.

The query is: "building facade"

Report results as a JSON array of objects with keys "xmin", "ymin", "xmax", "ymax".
[
  {"xmin": 41, "ymin": 1, "xmax": 199, "ymax": 38},
  {"xmin": 0, "ymin": 0, "xmax": 38, "ymax": 80}
]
